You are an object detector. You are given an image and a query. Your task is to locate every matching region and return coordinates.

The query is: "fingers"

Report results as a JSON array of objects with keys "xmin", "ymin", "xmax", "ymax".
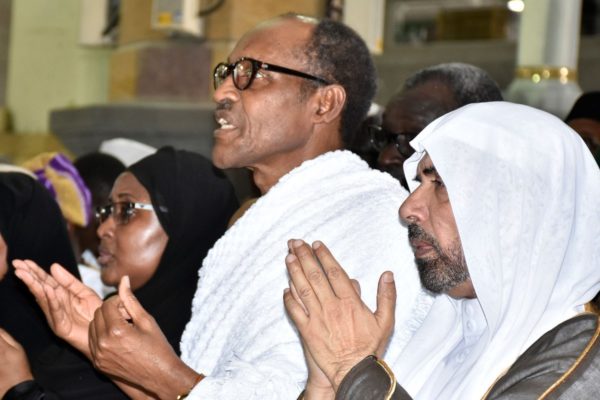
[
  {"xmin": 88, "ymin": 305, "xmax": 104, "ymax": 362},
  {"xmin": 43, "ymin": 281, "xmax": 68, "ymax": 329},
  {"xmin": 374, "ymin": 271, "xmax": 396, "ymax": 334},
  {"xmin": 50, "ymin": 263, "xmax": 94, "ymax": 297},
  {"xmin": 13, "ymin": 260, "xmax": 53, "ymax": 318},
  {"xmin": 289, "ymin": 280, "xmax": 308, "ymax": 315},
  {"xmin": 14, "ymin": 259, "xmax": 59, "ymax": 287},
  {"xmin": 285, "ymin": 249, "xmax": 325, "ymax": 313},
  {"xmin": 350, "ymin": 279, "xmax": 361, "ymax": 297},
  {"xmin": 117, "ymin": 276, "xmax": 144, "ymax": 323},
  {"xmin": 312, "ymin": 241, "xmax": 357, "ymax": 299},
  {"xmin": 0, "ymin": 328, "xmax": 19, "ymax": 348},
  {"xmin": 293, "ymin": 240, "xmax": 339, "ymax": 302},
  {"xmin": 283, "ymin": 288, "xmax": 309, "ymax": 327}
]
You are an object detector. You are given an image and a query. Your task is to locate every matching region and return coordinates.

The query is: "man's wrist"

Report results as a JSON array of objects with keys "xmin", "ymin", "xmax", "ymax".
[
  {"xmin": 303, "ymin": 382, "xmax": 335, "ymax": 400},
  {"xmin": 331, "ymin": 355, "xmax": 371, "ymax": 391},
  {"xmin": 153, "ymin": 363, "xmax": 203, "ymax": 400},
  {"xmin": 175, "ymin": 372, "xmax": 204, "ymax": 400}
]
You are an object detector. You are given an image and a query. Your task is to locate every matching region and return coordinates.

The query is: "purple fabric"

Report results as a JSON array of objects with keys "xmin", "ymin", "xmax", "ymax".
[
  {"xmin": 48, "ymin": 154, "xmax": 92, "ymax": 225},
  {"xmin": 33, "ymin": 169, "xmax": 57, "ymax": 200}
]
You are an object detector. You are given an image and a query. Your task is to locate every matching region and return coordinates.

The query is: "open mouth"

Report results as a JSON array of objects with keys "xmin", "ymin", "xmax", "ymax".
[
  {"xmin": 216, "ymin": 117, "xmax": 235, "ymax": 130},
  {"xmin": 97, "ymin": 248, "xmax": 114, "ymax": 266}
]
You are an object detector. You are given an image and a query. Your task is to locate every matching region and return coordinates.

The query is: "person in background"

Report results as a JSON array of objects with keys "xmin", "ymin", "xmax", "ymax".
[
  {"xmin": 285, "ymin": 102, "xmax": 600, "ymax": 399},
  {"xmin": 0, "ymin": 171, "xmax": 126, "ymax": 399},
  {"xmin": 370, "ymin": 63, "xmax": 502, "ymax": 189},
  {"xmin": 20, "ymin": 152, "xmax": 104, "ymax": 294},
  {"xmin": 99, "ymin": 137, "xmax": 156, "ymax": 167},
  {"xmin": 73, "ymin": 152, "xmax": 125, "ymax": 297},
  {"xmin": 565, "ymin": 91, "xmax": 600, "ymax": 165}
]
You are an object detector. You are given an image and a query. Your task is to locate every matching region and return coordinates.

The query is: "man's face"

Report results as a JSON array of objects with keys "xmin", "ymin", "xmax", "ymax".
[
  {"xmin": 377, "ymin": 81, "xmax": 456, "ymax": 189},
  {"xmin": 399, "ymin": 154, "xmax": 475, "ymax": 298},
  {"xmin": 212, "ymin": 19, "xmax": 318, "ymax": 179}
]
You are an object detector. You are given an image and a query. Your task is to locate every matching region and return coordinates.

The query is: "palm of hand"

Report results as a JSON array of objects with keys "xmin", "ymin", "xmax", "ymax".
[
  {"xmin": 12, "ymin": 259, "xmax": 102, "ymax": 355},
  {"xmin": 51, "ymin": 285, "xmax": 102, "ymax": 351}
]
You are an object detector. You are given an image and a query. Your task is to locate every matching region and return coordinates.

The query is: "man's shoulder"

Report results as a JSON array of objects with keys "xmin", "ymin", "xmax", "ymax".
[{"xmin": 485, "ymin": 313, "xmax": 600, "ymax": 399}]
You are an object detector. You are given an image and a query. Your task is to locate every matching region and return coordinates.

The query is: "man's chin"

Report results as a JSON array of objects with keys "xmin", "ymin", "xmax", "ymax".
[{"xmin": 211, "ymin": 148, "xmax": 241, "ymax": 170}]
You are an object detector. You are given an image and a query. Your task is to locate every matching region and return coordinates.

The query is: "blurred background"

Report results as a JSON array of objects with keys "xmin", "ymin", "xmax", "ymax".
[{"xmin": 0, "ymin": 0, "xmax": 598, "ymax": 165}]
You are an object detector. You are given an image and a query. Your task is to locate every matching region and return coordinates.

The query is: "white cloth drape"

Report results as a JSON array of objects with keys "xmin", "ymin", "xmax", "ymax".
[
  {"xmin": 395, "ymin": 102, "xmax": 600, "ymax": 399},
  {"xmin": 180, "ymin": 150, "xmax": 433, "ymax": 399}
]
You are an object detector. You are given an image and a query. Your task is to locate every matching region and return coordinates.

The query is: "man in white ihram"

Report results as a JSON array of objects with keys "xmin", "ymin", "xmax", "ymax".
[{"xmin": 13, "ymin": 15, "xmax": 431, "ymax": 399}]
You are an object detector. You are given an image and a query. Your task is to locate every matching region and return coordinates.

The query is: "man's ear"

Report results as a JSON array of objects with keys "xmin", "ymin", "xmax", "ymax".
[{"xmin": 312, "ymin": 84, "xmax": 346, "ymax": 124}]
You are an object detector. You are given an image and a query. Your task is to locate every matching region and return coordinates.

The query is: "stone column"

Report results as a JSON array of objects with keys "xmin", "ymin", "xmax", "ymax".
[{"xmin": 505, "ymin": 0, "xmax": 582, "ymax": 118}]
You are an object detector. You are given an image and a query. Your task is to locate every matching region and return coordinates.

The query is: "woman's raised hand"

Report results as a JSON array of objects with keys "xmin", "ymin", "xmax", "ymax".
[{"xmin": 13, "ymin": 259, "xmax": 102, "ymax": 357}]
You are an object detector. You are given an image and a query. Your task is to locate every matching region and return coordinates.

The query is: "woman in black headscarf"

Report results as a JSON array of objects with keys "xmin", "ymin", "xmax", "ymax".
[
  {"xmin": 4, "ymin": 148, "xmax": 239, "ymax": 397},
  {"xmin": 0, "ymin": 172, "xmax": 124, "ymax": 399},
  {"xmin": 95, "ymin": 146, "xmax": 239, "ymax": 352},
  {"xmin": 0, "ymin": 172, "xmax": 80, "ymax": 360}
]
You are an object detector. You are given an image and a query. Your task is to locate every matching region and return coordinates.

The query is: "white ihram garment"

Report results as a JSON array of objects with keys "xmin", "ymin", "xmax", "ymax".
[
  {"xmin": 394, "ymin": 102, "xmax": 600, "ymax": 399},
  {"xmin": 180, "ymin": 150, "xmax": 432, "ymax": 399}
]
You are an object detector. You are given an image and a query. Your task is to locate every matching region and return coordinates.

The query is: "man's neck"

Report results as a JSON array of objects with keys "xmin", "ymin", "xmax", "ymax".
[{"xmin": 253, "ymin": 146, "xmax": 343, "ymax": 194}]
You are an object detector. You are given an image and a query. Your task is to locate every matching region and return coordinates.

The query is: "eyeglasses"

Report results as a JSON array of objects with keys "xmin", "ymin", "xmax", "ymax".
[
  {"xmin": 368, "ymin": 125, "xmax": 418, "ymax": 158},
  {"xmin": 213, "ymin": 57, "xmax": 330, "ymax": 91},
  {"xmin": 95, "ymin": 202, "xmax": 155, "ymax": 225}
]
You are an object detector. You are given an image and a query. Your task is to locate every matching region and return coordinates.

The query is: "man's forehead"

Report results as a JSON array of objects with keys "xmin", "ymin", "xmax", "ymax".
[{"xmin": 230, "ymin": 18, "xmax": 314, "ymax": 63}]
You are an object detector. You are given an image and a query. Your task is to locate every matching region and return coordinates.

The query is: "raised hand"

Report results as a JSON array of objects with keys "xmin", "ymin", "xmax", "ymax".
[
  {"xmin": 89, "ymin": 276, "xmax": 202, "ymax": 399},
  {"xmin": 283, "ymin": 240, "xmax": 396, "ymax": 391},
  {"xmin": 12, "ymin": 259, "xmax": 102, "ymax": 355},
  {"xmin": 0, "ymin": 328, "xmax": 33, "ymax": 397}
]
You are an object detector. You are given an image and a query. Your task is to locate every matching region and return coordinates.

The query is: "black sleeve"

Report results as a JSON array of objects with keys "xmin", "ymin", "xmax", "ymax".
[
  {"xmin": 2, "ymin": 380, "xmax": 60, "ymax": 400},
  {"xmin": 335, "ymin": 356, "xmax": 412, "ymax": 400}
]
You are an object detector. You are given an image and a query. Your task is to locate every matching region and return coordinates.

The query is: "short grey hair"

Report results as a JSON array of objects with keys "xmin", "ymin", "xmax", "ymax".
[{"xmin": 403, "ymin": 63, "xmax": 503, "ymax": 106}]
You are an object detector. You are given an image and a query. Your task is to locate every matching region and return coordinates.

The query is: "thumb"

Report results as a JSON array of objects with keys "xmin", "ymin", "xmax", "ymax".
[
  {"xmin": 350, "ymin": 278, "xmax": 361, "ymax": 297},
  {"xmin": 117, "ymin": 276, "xmax": 145, "ymax": 322},
  {"xmin": 0, "ymin": 327, "xmax": 19, "ymax": 347},
  {"xmin": 374, "ymin": 271, "xmax": 396, "ymax": 332}
]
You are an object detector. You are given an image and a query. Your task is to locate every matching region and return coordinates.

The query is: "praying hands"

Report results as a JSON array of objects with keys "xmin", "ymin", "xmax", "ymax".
[{"xmin": 283, "ymin": 240, "xmax": 397, "ymax": 397}]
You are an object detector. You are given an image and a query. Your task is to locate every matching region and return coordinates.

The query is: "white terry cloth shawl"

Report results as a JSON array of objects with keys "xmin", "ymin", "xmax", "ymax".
[
  {"xmin": 180, "ymin": 150, "xmax": 432, "ymax": 399},
  {"xmin": 394, "ymin": 102, "xmax": 600, "ymax": 399}
]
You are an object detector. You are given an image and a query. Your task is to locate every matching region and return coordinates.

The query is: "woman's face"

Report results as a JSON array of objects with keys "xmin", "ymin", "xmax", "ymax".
[
  {"xmin": 97, "ymin": 172, "xmax": 168, "ymax": 290},
  {"xmin": 0, "ymin": 232, "xmax": 7, "ymax": 281}
]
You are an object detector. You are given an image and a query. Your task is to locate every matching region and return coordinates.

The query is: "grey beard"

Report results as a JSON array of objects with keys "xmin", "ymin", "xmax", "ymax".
[{"xmin": 408, "ymin": 224, "xmax": 469, "ymax": 294}]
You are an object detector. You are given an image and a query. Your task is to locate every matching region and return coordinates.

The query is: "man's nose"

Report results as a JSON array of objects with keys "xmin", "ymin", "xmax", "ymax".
[
  {"xmin": 213, "ymin": 74, "xmax": 240, "ymax": 104},
  {"xmin": 399, "ymin": 189, "xmax": 428, "ymax": 224}
]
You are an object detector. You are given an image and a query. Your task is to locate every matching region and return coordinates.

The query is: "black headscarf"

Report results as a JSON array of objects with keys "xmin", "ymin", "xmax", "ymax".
[
  {"xmin": 0, "ymin": 172, "xmax": 80, "ymax": 361},
  {"xmin": 0, "ymin": 172, "xmax": 129, "ymax": 398},
  {"xmin": 127, "ymin": 147, "xmax": 239, "ymax": 353}
]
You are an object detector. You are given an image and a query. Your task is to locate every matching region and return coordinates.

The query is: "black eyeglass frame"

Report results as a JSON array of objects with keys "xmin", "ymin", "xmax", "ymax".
[
  {"xmin": 368, "ymin": 125, "xmax": 418, "ymax": 157},
  {"xmin": 213, "ymin": 57, "xmax": 331, "ymax": 90}
]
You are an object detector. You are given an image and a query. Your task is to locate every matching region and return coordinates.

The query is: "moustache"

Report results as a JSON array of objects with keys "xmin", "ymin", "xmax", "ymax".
[
  {"xmin": 408, "ymin": 223, "xmax": 435, "ymax": 243},
  {"xmin": 215, "ymin": 99, "xmax": 232, "ymax": 111}
]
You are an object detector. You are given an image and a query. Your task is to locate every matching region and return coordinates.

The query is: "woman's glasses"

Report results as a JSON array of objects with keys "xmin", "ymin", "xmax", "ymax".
[
  {"xmin": 95, "ymin": 202, "xmax": 155, "ymax": 225},
  {"xmin": 213, "ymin": 57, "xmax": 330, "ymax": 91}
]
